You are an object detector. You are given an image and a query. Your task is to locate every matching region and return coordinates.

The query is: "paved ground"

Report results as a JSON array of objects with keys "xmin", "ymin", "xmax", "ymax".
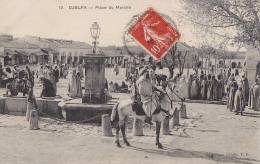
[{"xmin": 0, "ymin": 102, "xmax": 259, "ymax": 164}]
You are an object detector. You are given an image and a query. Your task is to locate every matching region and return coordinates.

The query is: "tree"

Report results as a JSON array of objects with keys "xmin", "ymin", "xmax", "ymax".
[
  {"xmin": 165, "ymin": 44, "xmax": 178, "ymax": 79},
  {"xmin": 192, "ymin": 50, "xmax": 201, "ymax": 74},
  {"xmin": 163, "ymin": 43, "xmax": 190, "ymax": 77},
  {"xmin": 176, "ymin": 51, "xmax": 188, "ymax": 76},
  {"xmin": 182, "ymin": 0, "xmax": 260, "ymax": 47}
]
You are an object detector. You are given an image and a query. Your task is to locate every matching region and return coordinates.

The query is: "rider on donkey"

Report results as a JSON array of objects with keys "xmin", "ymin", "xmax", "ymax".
[{"xmin": 134, "ymin": 66, "xmax": 165, "ymax": 125}]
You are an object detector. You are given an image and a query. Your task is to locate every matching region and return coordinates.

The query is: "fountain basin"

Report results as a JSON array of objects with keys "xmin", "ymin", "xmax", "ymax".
[{"xmin": 58, "ymin": 99, "xmax": 116, "ymax": 123}]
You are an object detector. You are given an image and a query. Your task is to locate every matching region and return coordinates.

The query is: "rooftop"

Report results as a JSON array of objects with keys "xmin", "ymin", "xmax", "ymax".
[
  {"xmin": 0, "ymin": 39, "xmax": 39, "ymax": 49},
  {"xmin": 21, "ymin": 36, "xmax": 92, "ymax": 49}
]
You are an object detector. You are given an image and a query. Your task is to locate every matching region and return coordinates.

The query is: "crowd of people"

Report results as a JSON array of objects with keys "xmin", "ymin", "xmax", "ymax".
[
  {"xmin": 0, "ymin": 62, "xmax": 85, "ymax": 98},
  {"xmin": 108, "ymin": 81, "xmax": 129, "ymax": 93},
  {"xmin": 1, "ymin": 60, "xmax": 260, "ymax": 116},
  {"xmin": 37, "ymin": 63, "xmax": 84, "ymax": 98},
  {"xmin": 226, "ymin": 72, "xmax": 260, "ymax": 114},
  {"xmin": 170, "ymin": 68, "xmax": 260, "ymax": 114},
  {"xmin": 171, "ymin": 72, "xmax": 226, "ymax": 101},
  {"xmin": 125, "ymin": 61, "xmax": 260, "ymax": 116},
  {"xmin": 0, "ymin": 64, "xmax": 35, "ymax": 96}
]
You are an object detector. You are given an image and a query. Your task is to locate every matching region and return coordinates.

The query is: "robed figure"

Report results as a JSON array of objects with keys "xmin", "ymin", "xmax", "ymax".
[
  {"xmin": 187, "ymin": 75, "xmax": 193, "ymax": 99},
  {"xmin": 46, "ymin": 68, "xmax": 57, "ymax": 95},
  {"xmin": 63, "ymin": 64, "xmax": 69, "ymax": 79},
  {"xmin": 78, "ymin": 64, "xmax": 84, "ymax": 79},
  {"xmin": 75, "ymin": 72, "xmax": 82, "ymax": 97},
  {"xmin": 234, "ymin": 86, "xmax": 245, "ymax": 115},
  {"xmin": 207, "ymin": 75, "xmax": 214, "ymax": 101},
  {"xmin": 39, "ymin": 78, "xmax": 56, "ymax": 97},
  {"xmin": 248, "ymin": 85, "xmax": 254, "ymax": 108},
  {"xmin": 241, "ymin": 75, "xmax": 249, "ymax": 105},
  {"xmin": 53, "ymin": 66, "xmax": 60, "ymax": 83},
  {"xmin": 68, "ymin": 70, "xmax": 82, "ymax": 98},
  {"xmin": 114, "ymin": 64, "xmax": 119, "ymax": 76},
  {"xmin": 216, "ymin": 75, "xmax": 224, "ymax": 101},
  {"xmin": 227, "ymin": 79, "xmax": 238, "ymax": 111},
  {"xmin": 212, "ymin": 76, "xmax": 218, "ymax": 101},
  {"xmin": 178, "ymin": 76, "xmax": 189, "ymax": 99},
  {"xmin": 251, "ymin": 80, "xmax": 260, "ymax": 111},
  {"xmin": 190, "ymin": 78, "xmax": 200, "ymax": 100},
  {"xmin": 200, "ymin": 76, "xmax": 208, "ymax": 100}
]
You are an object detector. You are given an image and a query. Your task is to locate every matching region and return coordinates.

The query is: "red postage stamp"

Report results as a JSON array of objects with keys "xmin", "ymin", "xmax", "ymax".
[{"xmin": 128, "ymin": 8, "xmax": 181, "ymax": 60}]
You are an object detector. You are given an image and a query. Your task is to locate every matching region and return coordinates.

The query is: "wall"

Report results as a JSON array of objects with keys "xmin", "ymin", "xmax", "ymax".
[{"xmin": 0, "ymin": 96, "xmax": 63, "ymax": 118}]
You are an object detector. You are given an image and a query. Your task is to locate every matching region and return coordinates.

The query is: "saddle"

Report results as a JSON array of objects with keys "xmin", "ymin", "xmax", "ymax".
[
  {"xmin": 132, "ymin": 100, "xmax": 146, "ymax": 116},
  {"xmin": 132, "ymin": 98, "xmax": 166, "ymax": 116}
]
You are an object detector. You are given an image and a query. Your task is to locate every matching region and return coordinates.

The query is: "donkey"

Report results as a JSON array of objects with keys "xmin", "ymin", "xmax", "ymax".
[{"xmin": 110, "ymin": 84, "xmax": 180, "ymax": 149}]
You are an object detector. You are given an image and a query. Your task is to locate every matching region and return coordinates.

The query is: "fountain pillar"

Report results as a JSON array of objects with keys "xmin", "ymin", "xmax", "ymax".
[{"xmin": 82, "ymin": 54, "xmax": 107, "ymax": 104}]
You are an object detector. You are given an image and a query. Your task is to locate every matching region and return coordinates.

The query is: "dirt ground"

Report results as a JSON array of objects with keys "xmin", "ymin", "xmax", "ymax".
[
  {"xmin": 0, "ymin": 68, "xmax": 260, "ymax": 164},
  {"xmin": 0, "ymin": 102, "xmax": 259, "ymax": 164}
]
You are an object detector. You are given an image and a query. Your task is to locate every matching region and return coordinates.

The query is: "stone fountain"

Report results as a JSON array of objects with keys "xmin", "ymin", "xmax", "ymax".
[
  {"xmin": 58, "ymin": 22, "xmax": 116, "ymax": 123},
  {"xmin": 58, "ymin": 53, "xmax": 116, "ymax": 123}
]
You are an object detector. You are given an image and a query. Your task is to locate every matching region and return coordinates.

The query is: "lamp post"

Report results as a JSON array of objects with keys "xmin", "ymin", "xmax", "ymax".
[
  {"xmin": 90, "ymin": 22, "xmax": 100, "ymax": 54},
  {"xmin": 82, "ymin": 22, "xmax": 107, "ymax": 104}
]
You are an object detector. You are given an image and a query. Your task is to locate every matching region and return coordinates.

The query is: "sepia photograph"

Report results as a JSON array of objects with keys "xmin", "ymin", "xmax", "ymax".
[{"xmin": 0, "ymin": 0, "xmax": 259, "ymax": 163}]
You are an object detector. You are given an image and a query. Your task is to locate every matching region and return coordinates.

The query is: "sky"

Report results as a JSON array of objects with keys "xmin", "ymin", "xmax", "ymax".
[{"xmin": 0, "ymin": 0, "xmax": 202, "ymax": 47}]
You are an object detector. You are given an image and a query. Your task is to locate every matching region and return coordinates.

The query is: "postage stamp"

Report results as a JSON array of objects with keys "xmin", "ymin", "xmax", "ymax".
[{"xmin": 128, "ymin": 7, "xmax": 181, "ymax": 60}]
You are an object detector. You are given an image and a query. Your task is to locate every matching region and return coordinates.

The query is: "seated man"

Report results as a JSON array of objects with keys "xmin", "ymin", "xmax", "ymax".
[
  {"xmin": 6, "ymin": 82, "xmax": 18, "ymax": 96},
  {"xmin": 135, "ymin": 67, "xmax": 166, "ymax": 125},
  {"xmin": 120, "ymin": 81, "xmax": 129, "ymax": 93},
  {"xmin": 39, "ymin": 77, "xmax": 56, "ymax": 97}
]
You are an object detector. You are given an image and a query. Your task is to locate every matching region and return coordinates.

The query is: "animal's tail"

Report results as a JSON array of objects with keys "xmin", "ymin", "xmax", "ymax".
[{"xmin": 111, "ymin": 102, "xmax": 119, "ymax": 124}]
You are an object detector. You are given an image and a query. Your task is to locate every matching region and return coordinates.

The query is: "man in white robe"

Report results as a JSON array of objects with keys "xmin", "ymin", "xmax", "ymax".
[
  {"xmin": 136, "ymin": 67, "xmax": 165, "ymax": 124},
  {"xmin": 251, "ymin": 79, "xmax": 260, "ymax": 111}
]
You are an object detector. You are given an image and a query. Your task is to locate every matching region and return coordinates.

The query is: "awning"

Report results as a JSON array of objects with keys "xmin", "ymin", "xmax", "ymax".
[
  {"xmin": 41, "ymin": 48, "xmax": 58, "ymax": 54},
  {"xmin": 25, "ymin": 49, "xmax": 48, "ymax": 56},
  {"xmin": 33, "ymin": 51, "xmax": 48, "ymax": 56},
  {"xmin": 23, "ymin": 48, "xmax": 43, "ymax": 54},
  {"xmin": 4, "ymin": 48, "xmax": 48, "ymax": 57},
  {"xmin": 14, "ymin": 50, "xmax": 28, "ymax": 56},
  {"xmin": 5, "ymin": 49, "xmax": 17, "ymax": 55}
]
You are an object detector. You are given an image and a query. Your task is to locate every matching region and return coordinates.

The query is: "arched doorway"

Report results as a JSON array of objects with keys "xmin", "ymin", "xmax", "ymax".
[
  {"xmin": 231, "ymin": 62, "xmax": 237, "ymax": 68},
  {"xmin": 67, "ymin": 56, "xmax": 72, "ymax": 65}
]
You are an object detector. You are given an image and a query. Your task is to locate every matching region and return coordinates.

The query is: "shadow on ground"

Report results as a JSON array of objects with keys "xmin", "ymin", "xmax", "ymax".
[
  {"xmin": 128, "ymin": 145, "xmax": 260, "ymax": 164},
  {"xmin": 242, "ymin": 112, "xmax": 260, "ymax": 118}
]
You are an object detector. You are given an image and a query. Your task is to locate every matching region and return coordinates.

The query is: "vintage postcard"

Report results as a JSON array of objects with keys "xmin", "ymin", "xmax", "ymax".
[{"xmin": 0, "ymin": 0, "xmax": 259, "ymax": 163}]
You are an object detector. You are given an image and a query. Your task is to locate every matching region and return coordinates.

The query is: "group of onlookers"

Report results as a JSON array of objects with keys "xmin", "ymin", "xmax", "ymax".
[
  {"xmin": 0, "ymin": 64, "xmax": 35, "ymax": 96},
  {"xmin": 170, "ymin": 67, "xmax": 258, "ymax": 115},
  {"xmin": 168, "ymin": 69, "xmax": 230, "ymax": 102},
  {"xmin": 2, "ymin": 61, "xmax": 260, "ymax": 116},
  {"xmin": 38, "ymin": 63, "xmax": 84, "ymax": 98},
  {"xmin": 0, "ymin": 64, "xmax": 34, "ymax": 87},
  {"xmin": 67, "ymin": 68, "xmax": 82, "ymax": 98},
  {"xmin": 227, "ymin": 72, "xmax": 260, "ymax": 115},
  {"xmin": 37, "ymin": 64, "xmax": 69, "ymax": 81},
  {"xmin": 0, "ymin": 62, "xmax": 85, "ymax": 98},
  {"xmin": 108, "ymin": 81, "xmax": 129, "ymax": 93},
  {"xmin": 187, "ymin": 72, "xmax": 225, "ymax": 101}
]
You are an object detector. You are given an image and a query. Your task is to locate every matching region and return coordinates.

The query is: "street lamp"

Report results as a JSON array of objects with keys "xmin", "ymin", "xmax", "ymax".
[{"xmin": 90, "ymin": 22, "xmax": 100, "ymax": 54}]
